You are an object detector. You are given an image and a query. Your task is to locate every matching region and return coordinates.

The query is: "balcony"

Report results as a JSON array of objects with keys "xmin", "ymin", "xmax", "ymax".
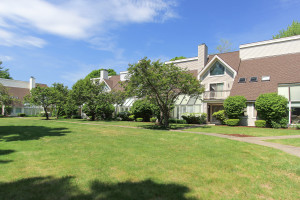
[{"xmin": 203, "ymin": 90, "xmax": 230, "ymax": 100}]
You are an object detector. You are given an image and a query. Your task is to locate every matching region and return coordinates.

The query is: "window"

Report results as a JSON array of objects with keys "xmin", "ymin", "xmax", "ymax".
[
  {"xmin": 238, "ymin": 78, "xmax": 246, "ymax": 83},
  {"xmin": 15, "ymin": 108, "xmax": 22, "ymax": 113},
  {"xmin": 210, "ymin": 62, "xmax": 225, "ymax": 76},
  {"xmin": 262, "ymin": 76, "xmax": 270, "ymax": 81},
  {"xmin": 210, "ymin": 83, "xmax": 224, "ymax": 98},
  {"xmin": 250, "ymin": 77, "xmax": 258, "ymax": 82}
]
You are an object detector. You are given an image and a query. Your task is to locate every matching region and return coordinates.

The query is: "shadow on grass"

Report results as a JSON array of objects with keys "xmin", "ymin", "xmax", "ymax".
[
  {"xmin": 0, "ymin": 149, "xmax": 15, "ymax": 164},
  {"xmin": 0, "ymin": 176, "xmax": 195, "ymax": 200},
  {"xmin": 0, "ymin": 126, "xmax": 69, "ymax": 142},
  {"xmin": 138, "ymin": 124, "xmax": 205, "ymax": 130}
]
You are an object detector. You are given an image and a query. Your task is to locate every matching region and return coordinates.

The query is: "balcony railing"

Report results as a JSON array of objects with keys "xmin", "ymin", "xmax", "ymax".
[{"xmin": 203, "ymin": 90, "xmax": 230, "ymax": 100}]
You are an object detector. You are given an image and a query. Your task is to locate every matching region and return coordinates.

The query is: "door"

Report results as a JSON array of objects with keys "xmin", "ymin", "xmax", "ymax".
[{"xmin": 211, "ymin": 105, "xmax": 224, "ymax": 123}]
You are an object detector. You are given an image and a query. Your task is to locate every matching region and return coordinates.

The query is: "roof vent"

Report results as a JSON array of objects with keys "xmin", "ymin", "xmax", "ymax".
[
  {"xmin": 238, "ymin": 77, "xmax": 246, "ymax": 83},
  {"xmin": 262, "ymin": 76, "xmax": 270, "ymax": 81},
  {"xmin": 250, "ymin": 77, "xmax": 258, "ymax": 82}
]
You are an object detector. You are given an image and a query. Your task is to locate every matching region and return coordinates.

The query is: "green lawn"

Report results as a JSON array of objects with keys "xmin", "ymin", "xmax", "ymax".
[
  {"xmin": 0, "ymin": 118, "xmax": 299, "ymax": 199},
  {"xmin": 267, "ymin": 138, "xmax": 300, "ymax": 147},
  {"xmin": 183, "ymin": 125, "xmax": 300, "ymax": 137}
]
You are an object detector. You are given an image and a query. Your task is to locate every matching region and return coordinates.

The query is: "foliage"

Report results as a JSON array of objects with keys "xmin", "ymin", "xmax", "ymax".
[
  {"xmin": 63, "ymin": 95, "xmax": 79, "ymax": 118},
  {"xmin": 117, "ymin": 111, "xmax": 132, "ymax": 121},
  {"xmin": 212, "ymin": 110, "xmax": 227, "ymax": 125},
  {"xmin": 131, "ymin": 99, "xmax": 154, "ymax": 122},
  {"xmin": 168, "ymin": 118, "xmax": 187, "ymax": 124},
  {"xmin": 0, "ymin": 61, "xmax": 12, "ymax": 79},
  {"xmin": 17, "ymin": 113, "xmax": 26, "ymax": 117},
  {"xmin": 255, "ymin": 93, "xmax": 288, "ymax": 127},
  {"xmin": 150, "ymin": 117, "xmax": 157, "ymax": 123},
  {"xmin": 129, "ymin": 115, "xmax": 135, "ymax": 121},
  {"xmin": 216, "ymin": 39, "xmax": 233, "ymax": 53},
  {"xmin": 181, "ymin": 113, "xmax": 207, "ymax": 124},
  {"xmin": 71, "ymin": 79, "xmax": 114, "ymax": 121},
  {"xmin": 273, "ymin": 20, "xmax": 300, "ymax": 39},
  {"xmin": 136, "ymin": 118, "xmax": 143, "ymax": 122},
  {"xmin": 123, "ymin": 57, "xmax": 204, "ymax": 127},
  {"xmin": 170, "ymin": 56, "xmax": 186, "ymax": 61},
  {"xmin": 24, "ymin": 85, "xmax": 55, "ymax": 120},
  {"xmin": 255, "ymin": 120, "xmax": 266, "ymax": 128},
  {"xmin": 296, "ymin": 124, "xmax": 300, "ymax": 129},
  {"xmin": 226, "ymin": 119, "xmax": 240, "ymax": 126},
  {"xmin": 224, "ymin": 96, "xmax": 247, "ymax": 119},
  {"xmin": 279, "ymin": 118, "xmax": 289, "ymax": 128},
  {"xmin": 51, "ymin": 83, "xmax": 69, "ymax": 119},
  {"xmin": 0, "ymin": 83, "xmax": 15, "ymax": 115},
  {"xmin": 71, "ymin": 115, "xmax": 81, "ymax": 119},
  {"xmin": 271, "ymin": 121, "xmax": 281, "ymax": 129},
  {"xmin": 85, "ymin": 69, "xmax": 117, "ymax": 80}
]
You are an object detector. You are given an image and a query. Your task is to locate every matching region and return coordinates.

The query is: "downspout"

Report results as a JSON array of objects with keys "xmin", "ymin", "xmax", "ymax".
[{"xmin": 288, "ymin": 86, "xmax": 291, "ymax": 125}]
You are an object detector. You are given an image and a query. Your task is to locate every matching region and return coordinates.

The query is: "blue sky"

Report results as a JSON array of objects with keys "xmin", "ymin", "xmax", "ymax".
[{"xmin": 0, "ymin": 0, "xmax": 299, "ymax": 87}]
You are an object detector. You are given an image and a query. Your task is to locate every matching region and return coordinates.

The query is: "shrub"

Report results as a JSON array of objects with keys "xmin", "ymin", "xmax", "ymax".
[
  {"xmin": 168, "ymin": 118, "xmax": 187, "ymax": 124},
  {"xmin": 224, "ymin": 96, "xmax": 247, "ymax": 119},
  {"xmin": 131, "ymin": 99, "xmax": 154, "ymax": 122},
  {"xmin": 136, "ymin": 118, "xmax": 143, "ymax": 122},
  {"xmin": 4, "ymin": 106, "xmax": 12, "ymax": 115},
  {"xmin": 181, "ymin": 113, "xmax": 207, "ymax": 124},
  {"xmin": 18, "ymin": 113, "xmax": 26, "ymax": 117},
  {"xmin": 212, "ymin": 110, "xmax": 227, "ymax": 124},
  {"xmin": 255, "ymin": 93, "xmax": 288, "ymax": 127},
  {"xmin": 255, "ymin": 120, "xmax": 266, "ymax": 128},
  {"xmin": 129, "ymin": 115, "xmax": 135, "ymax": 121},
  {"xmin": 0, "ymin": 114, "xmax": 4, "ymax": 118},
  {"xmin": 279, "ymin": 118, "xmax": 289, "ymax": 128},
  {"xmin": 296, "ymin": 124, "xmax": 300, "ymax": 129},
  {"xmin": 71, "ymin": 115, "xmax": 81, "ymax": 119},
  {"xmin": 226, "ymin": 119, "xmax": 240, "ymax": 126},
  {"xmin": 150, "ymin": 117, "xmax": 157, "ymax": 123},
  {"xmin": 271, "ymin": 121, "xmax": 281, "ymax": 129},
  {"xmin": 117, "ymin": 111, "xmax": 131, "ymax": 121}
]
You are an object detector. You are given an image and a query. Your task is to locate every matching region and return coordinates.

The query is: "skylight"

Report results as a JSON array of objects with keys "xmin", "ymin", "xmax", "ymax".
[
  {"xmin": 250, "ymin": 77, "xmax": 258, "ymax": 82},
  {"xmin": 262, "ymin": 76, "xmax": 270, "ymax": 81},
  {"xmin": 238, "ymin": 78, "xmax": 246, "ymax": 83}
]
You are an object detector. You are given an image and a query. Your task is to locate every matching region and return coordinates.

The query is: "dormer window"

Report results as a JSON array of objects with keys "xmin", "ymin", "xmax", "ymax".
[
  {"xmin": 239, "ymin": 78, "xmax": 246, "ymax": 83},
  {"xmin": 250, "ymin": 77, "xmax": 258, "ymax": 82},
  {"xmin": 210, "ymin": 62, "xmax": 225, "ymax": 76}
]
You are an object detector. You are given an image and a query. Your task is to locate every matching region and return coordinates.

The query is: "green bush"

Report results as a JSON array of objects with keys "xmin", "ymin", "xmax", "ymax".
[
  {"xmin": 0, "ymin": 114, "xmax": 4, "ymax": 118},
  {"xmin": 181, "ymin": 113, "xmax": 207, "ymax": 124},
  {"xmin": 271, "ymin": 121, "xmax": 281, "ymax": 129},
  {"xmin": 136, "ymin": 118, "xmax": 143, "ymax": 122},
  {"xmin": 168, "ymin": 118, "xmax": 187, "ymax": 124},
  {"xmin": 226, "ymin": 119, "xmax": 240, "ymax": 126},
  {"xmin": 224, "ymin": 96, "xmax": 247, "ymax": 119},
  {"xmin": 255, "ymin": 93, "xmax": 288, "ymax": 127},
  {"xmin": 150, "ymin": 117, "xmax": 157, "ymax": 123},
  {"xmin": 212, "ymin": 110, "xmax": 227, "ymax": 124},
  {"xmin": 279, "ymin": 118, "xmax": 289, "ymax": 128},
  {"xmin": 296, "ymin": 124, "xmax": 300, "ymax": 129},
  {"xmin": 255, "ymin": 120, "xmax": 266, "ymax": 128},
  {"xmin": 18, "ymin": 113, "xmax": 26, "ymax": 117},
  {"xmin": 131, "ymin": 99, "xmax": 154, "ymax": 122},
  {"xmin": 4, "ymin": 106, "xmax": 12, "ymax": 115},
  {"xmin": 129, "ymin": 115, "xmax": 135, "ymax": 121},
  {"xmin": 117, "ymin": 111, "xmax": 131, "ymax": 121},
  {"xmin": 71, "ymin": 115, "xmax": 81, "ymax": 119}
]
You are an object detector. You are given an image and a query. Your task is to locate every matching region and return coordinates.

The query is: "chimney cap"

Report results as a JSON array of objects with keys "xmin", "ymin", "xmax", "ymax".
[{"xmin": 30, "ymin": 76, "xmax": 35, "ymax": 78}]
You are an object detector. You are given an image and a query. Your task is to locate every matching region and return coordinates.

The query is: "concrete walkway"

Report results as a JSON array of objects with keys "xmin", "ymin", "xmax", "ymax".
[{"xmin": 53, "ymin": 120, "xmax": 300, "ymax": 158}]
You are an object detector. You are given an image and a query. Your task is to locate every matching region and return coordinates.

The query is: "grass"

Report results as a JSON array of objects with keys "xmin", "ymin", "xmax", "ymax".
[
  {"xmin": 183, "ymin": 125, "xmax": 300, "ymax": 137},
  {"xmin": 0, "ymin": 118, "xmax": 299, "ymax": 199},
  {"xmin": 266, "ymin": 138, "xmax": 300, "ymax": 147}
]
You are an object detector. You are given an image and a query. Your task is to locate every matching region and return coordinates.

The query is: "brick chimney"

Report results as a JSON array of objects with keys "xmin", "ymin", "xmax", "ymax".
[{"xmin": 198, "ymin": 44, "xmax": 208, "ymax": 70}]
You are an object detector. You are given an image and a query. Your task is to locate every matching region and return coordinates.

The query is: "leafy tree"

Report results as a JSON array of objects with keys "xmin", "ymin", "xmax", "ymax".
[
  {"xmin": 0, "ymin": 61, "xmax": 12, "ymax": 79},
  {"xmin": 63, "ymin": 94, "xmax": 79, "ymax": 118},
  {"xmin": 170, "ymin": 56, "xmax": 186, "ymax": 61},
  {"xmin": 85, "ymin": 69, "xmax": 117, "ymax": 80},
  {"xmin": 273, "ymin": 20, "xmax": 300, "ymax": 39},
  {"xmin": 123, "ymin": 57, "xmax": 204, "ymax": 127},
  {"xmin": 255, "ymin": 93, "xmax": 288, "ymax": 127},
  {"xmin": 71, "ymin": 79, "xmax": 113, "ymax": 121},
  {"xmin": 24, "ymin": 86, "xmax": 55, "ymax": 120},
  {"xmin": 224, "ymin": 96, "xmax": 247, "ymax": 119},
  {"xmin": 216, "ymin": 39, "xmax": 233, "ymax": 53},
  {"xmin": 0, "ymin": 83, "xmax": 13, "ymax": 115},
  {"xmin": 52, "ymin": 83, "xmax": 69, "ymax": 119}
]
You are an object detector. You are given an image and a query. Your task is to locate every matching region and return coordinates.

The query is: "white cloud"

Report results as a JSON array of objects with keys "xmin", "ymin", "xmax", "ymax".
[
  {"xmin": 0, "ymin": 55, "xmax": 13, "ymax": 61},
  {"xmin": 0, "ymin": 0, "xmax": 177, "ymax": 48}
]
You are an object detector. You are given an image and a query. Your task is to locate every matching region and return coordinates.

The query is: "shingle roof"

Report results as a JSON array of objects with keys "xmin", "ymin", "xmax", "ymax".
[
  {"xmin": 230, "ymin": 53, "xmax": 300, "ymax": 100},
  {"xmin": 207, "ymin": 51, "xmax": 240, "ymax": 72},
  {"xmin": 104, "ymin": 75, "xmax": 125, "ymax": 91},
  {"xmin": 6, "ymin": 87, "xmax": 30, "ymax": 106}
]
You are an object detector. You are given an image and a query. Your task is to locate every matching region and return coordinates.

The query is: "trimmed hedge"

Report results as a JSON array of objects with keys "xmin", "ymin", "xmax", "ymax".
[
  {"xmin": 150, "ymin": 117, "xmax": 157, "ymax": 123},
  {"xmin": 129, "ymin": 115, "xmax": 135, "ymax": 121},
  {"xmin": 255, "ymin": 120, "xmax": 266, "ymax": 128},
  {"xmin": 168, "ymin": 118, "xmax": 187, "ymax": 124},
  {"xmin": 71, "ymin": 115, "xmax": 81, "ymax": 119},
  {"xmin": 226, "ymin": 119, "xmax": 240, "ymax": 126},
  {"xmin": 18, "ymin": 113, "xmax": 26, "ymax": 117},
  {"xmin": 212, "ymin": 110, "xmax": 227, "ymax": 125},
  {"xmin": 136, "ymin": 118, "xmax": 143, "ymax": 122},
  {"xmin": 181, "ymin": 113, "xmax": 207, "ymax": 124},
  {"xmin": 224, "ymin": 96, "xmax": 247, "ymax": 119}
]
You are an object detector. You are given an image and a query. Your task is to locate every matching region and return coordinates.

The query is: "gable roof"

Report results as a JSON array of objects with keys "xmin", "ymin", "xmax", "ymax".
[
  {"xmin": 230, "ymin": 52, "xmax": 300, "ymax": 100},
  {"xmin": 207, "ymin": 51, "xmax": 240, "ymax": 72}
]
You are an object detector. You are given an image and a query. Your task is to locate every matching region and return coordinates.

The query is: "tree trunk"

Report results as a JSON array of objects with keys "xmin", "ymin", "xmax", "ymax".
[
  {"xmin": 1, "ymin": 105, "xmax": 4, "ymax": 116},
  {"xmin": 163, "ymin": 109, "xmax": 169, "ymax": 128},
  {"xmin": 44, "ymin": 107, "xmax": 49, "ymax": 120},
  {"xmin": 56, "ymin": 107, "xmax": 60, "ymax": 119}
]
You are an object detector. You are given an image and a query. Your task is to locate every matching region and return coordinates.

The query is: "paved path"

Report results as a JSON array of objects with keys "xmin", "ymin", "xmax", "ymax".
[{"xmin": 53, "ymin": 120, "xmax": 300, "ymax": 158}]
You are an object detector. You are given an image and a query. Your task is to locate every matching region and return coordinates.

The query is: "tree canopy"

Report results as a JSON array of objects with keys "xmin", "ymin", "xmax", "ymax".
[
  {"xmin": 85, "ymin": 69, "xmax": 117, "ymax": 80},
  {"xmin": 123, "ymin": 57, "xmax": 204, "ymax": 127},
  {"xmin": 0, "ymin": 61, "xmax": 12, "ymax": 79},
  {"xmin": 216, "ymin": 39, "xmax": 233, "ymax": 53},
  {"xmin": 0, "ymin": 83, "xmax": 14, "ymax": 115},
  {"xmin": 170, "ymin": 56, "xmax": 186, "ymax": 61},
  {"xmin": 273, "ymin": 20, "xmax": 300, "ymax": 39}
]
